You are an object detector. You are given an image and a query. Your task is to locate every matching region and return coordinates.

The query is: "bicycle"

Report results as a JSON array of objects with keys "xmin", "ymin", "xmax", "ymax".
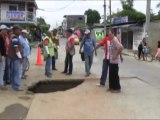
[{"xmin": 134, "ymin": 48, "xmax": 154, "ymax": 62}]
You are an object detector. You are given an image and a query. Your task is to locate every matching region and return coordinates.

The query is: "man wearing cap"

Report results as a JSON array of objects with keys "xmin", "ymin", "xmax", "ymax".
[
  {"xmin": 43, "ymin": 31, "xmax": 54, "ymax": 78},
  {"xmin": 62, "ymin": 29, "xmax": 75, "ymax": 75},
  {"xmin": 0, "ymin": 25, "xmax": 9, "ymax": 90},
  {"xmin": 51, "ymin": 29, "xmax": 59, "ymax": 71},
  {"xmin": 9, "ymin": 25, "xmax": 23, "ymax": 91},
  {"xmin": 79, "ymin": 29, "xmax": 97, "ymax": 77},
  {"xmin": 19, "ymin": 29, "xmax": 30, "ymax": 79}
]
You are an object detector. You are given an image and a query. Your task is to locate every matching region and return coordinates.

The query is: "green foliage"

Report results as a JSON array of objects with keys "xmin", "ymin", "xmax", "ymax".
[
  {"xmin": 116, "ymin": 9, "xmax": 145, "ymax": 21},
  {"xmin": 84, "ymin": 9, "xmax": 101, "ymax": 27},
  {"xmin": 74, "ymin": 23, "xmax": 87, "ymax": 30},
  {"xmin": 37, "ymin": 17, "xmax": 50, "ymax": 33},
  {"xmin": 113, "ymin": 0, "xmax": 145, "ymax": 22},
  {"xmin": 120, "ymin": 0, "xmax": 134, "ymax": 10}
]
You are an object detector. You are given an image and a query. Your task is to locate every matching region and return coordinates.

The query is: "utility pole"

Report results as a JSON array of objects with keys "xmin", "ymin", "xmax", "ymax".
[
  {"xmin": 145, "ymin": 0, "xmax": 151, "ymax": 40},
  {"xmin": 109, "ymin": 0, "xmax": 111, "ymax": 27},
  {"xmin": 103, "ymin": 0, "xmax": 107, "ymax": 36}
]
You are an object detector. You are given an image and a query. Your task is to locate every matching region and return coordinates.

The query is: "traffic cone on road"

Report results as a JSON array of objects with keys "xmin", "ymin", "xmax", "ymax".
[{"xmin": 36, "ymin": 47, "xmax": 43, "ymax": 65}]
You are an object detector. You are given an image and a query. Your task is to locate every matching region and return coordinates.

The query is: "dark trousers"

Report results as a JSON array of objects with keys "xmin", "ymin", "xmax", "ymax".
[
  {"xmin": 3, "ymin": 57, "xmax": 10, "ymax": 84},
  {"xmin": 52, "ymin": 56, "xmax": 56, "ymax": 70},
  {"xmin": 138, "ymin": 48, "xmax": 144, "ymax": 60},
  {"xmin": 100, "ymin": 59, "xmax": 109, "ymax": 85},
  {"xmin": 64, "ymin": 53, "xmax": 73, "ymax": 74},
  {"xmin": 109, "ymin": 63, "xmax": 121, "ymax": 90}
]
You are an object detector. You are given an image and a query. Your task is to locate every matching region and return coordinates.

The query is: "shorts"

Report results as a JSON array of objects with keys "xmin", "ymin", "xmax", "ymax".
[{"xmin": 143, "ymin": 48, "xmax": 148, "ymax": 56}]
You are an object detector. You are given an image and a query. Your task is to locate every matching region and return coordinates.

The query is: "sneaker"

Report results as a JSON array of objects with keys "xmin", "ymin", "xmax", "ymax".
[
  {"xmin": 46, "ymin": 74, "xmax": 52, "ymax": 78},
  {"xmin": 85, "ymin": 74, "xmax": 90, "ymax": 77},
  {"xmin": 52, "ymin": 68, "xmax": 57, "ymax": 71},
  {"xmin": 96, "ymin": 83, "xmax": 105, "ymax": 87},
  {"xmin": 13, "ymin": 88, "xmax": 24, "ymax": 91}
]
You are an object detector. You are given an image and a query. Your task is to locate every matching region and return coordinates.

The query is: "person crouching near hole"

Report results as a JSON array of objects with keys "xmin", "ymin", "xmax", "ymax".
[
  {"xmin": 43, "ymin": 31, "xmax": 54, "ymax": 78},
  {"xmin": 79, "ymin": 29, "xmax": 97, "ymax": 77}
]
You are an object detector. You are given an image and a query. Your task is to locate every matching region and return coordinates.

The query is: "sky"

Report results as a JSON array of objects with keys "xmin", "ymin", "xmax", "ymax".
[{"xmin": 36, "ymin": 0, "xmax": 160, "ymax": 29}]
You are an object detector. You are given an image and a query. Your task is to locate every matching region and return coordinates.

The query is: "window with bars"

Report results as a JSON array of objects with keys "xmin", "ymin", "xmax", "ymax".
[{"xmin": 9, "ymin": 4, "xmax": 18, "ymax": 11}]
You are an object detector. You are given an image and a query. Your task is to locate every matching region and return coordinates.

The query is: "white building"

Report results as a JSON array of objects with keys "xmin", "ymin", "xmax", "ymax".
[{"xmin": 0, "ymin": 0, "xmax": 37, "ymax": 25}]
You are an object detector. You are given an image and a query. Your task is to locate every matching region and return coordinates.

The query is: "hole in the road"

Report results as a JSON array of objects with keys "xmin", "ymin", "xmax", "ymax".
[{"xmin": 28, "ymin": 80, "xmax": 84, "ymax": 93}]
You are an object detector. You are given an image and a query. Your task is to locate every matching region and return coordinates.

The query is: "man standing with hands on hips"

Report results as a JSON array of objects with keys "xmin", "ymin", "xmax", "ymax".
[{"xmin": 108, "ymin": 28, "xmax": 123, "ymax": 93}]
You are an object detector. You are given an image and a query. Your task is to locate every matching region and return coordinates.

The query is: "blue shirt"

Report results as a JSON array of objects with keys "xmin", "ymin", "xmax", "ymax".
[
  {"xmin": 19, "ymin": 35, "xmax": 30, "ymax": 57},
  {"xmin": 82, "ymin": 37, "xmax": 95, "ymax": 55}
]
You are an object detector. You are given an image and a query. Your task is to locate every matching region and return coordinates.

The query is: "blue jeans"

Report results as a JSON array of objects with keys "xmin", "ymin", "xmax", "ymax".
[
  {"xmin": 0, "ymin": 56, "xmax": 6, "ymax": 87},
  {"xmin": 45, "ymin": 56, "xmax": 52, "ymax": 75},
  {"xmin": 100, "ymin": 59, "xmax": 109, "ymax": 85},
  {"xmin": 22, "ymin": 57, "xmax": 28, "ymax": 77},
  {"xmin": 84, "ymin": 53, "xmax": 93, "ymax": 75},
  {"xmin": 4, "ymin": 57, "xmax": 11, "ymax": 83},
  {"xmin": 10, "ymin": 59, "xmax": 22, "ymax": 90}
]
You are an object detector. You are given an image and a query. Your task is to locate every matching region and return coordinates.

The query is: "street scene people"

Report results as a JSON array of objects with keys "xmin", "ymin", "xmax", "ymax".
[
  {"xmin": 19, "ymin": 29, "xmax": 30, "ymax": 79},
  {"xmin": 52, "ymin": 29, "xmax": 59, "ymax": 70},
  {"xmin": 79, "ymin": 29, "xmax": 97, "ymax": 77},
  {"xmin": 0, "ymin": 25, "xmax": 8, "ymax": 90},
  {"xmin": 108, "ymin": 28, "xmax": 124, "ymax": 93},
  {"xmin": 62, "ymin": 29, "xmax": 75, "ymax": 75},
  {"xmin": 155, "ymin": 41, "xmax": 160, "ymax": 60},
  {"xmin": 138, "ymin": 38, "xmax": 146, "ymax": 60},
  {"xmin": 43, "ymin": 31, "xmax": 55, "ymax": 78},
  {"xmin": 9, "ymin": 25, "xmax": 23, "ymax": 91},
  {"xmin": 1, "ymin": 1, "xmax": 160, "ymax": 119},
  {"xmin": 93, "ymin": 33, "xmax": 111, "ymax": 86}
]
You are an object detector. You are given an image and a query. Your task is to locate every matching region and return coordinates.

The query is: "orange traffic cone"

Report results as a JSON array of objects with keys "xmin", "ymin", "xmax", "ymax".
[{"xmin": 36, "ymin": 47, "xmax": 43, "ymax": 65}]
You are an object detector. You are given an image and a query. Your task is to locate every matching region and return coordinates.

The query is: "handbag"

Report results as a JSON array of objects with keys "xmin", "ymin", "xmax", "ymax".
[{"xmin": 81, "ymin": 52, "xmax": 85, "ymax": 61}]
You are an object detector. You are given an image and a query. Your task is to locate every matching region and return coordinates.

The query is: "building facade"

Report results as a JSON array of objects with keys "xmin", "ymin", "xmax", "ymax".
[
  {"xmin": 0, "ymin": 0, "xmax": 37, "ymax": 25},
  {"xmin": 62, "ymin": 15, "xmax": 87, "ymax": 30}
]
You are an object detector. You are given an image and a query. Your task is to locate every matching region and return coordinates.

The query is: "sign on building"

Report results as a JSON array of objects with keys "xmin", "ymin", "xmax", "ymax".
[
  {"xmin": 6, "ymin": 11, "xmax": 25, "ymax": 21},
  {"xmin": 113, "ymin": 16, "xmax": 128, "ymax": 24}
]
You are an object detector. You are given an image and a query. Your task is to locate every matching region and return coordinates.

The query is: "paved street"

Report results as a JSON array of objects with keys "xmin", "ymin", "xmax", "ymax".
[{"xmin": 0, "ymin": 38, "xmax": 160, "ymax": 119}]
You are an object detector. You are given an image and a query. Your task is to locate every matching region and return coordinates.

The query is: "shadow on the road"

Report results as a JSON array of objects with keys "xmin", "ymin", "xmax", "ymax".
[{"xmin": 0, "ymin": 103, "xmax": 28, "ymax": 119}]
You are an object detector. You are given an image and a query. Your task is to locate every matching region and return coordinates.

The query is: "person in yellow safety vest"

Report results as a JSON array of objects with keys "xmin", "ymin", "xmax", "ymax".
[
  {"xmin": 51, "ymin": 29, "xmax": 59, "ymax": 70},
  {"xmin": 43, "ymin": 31, "xmax": 54, "ymax": 78}
]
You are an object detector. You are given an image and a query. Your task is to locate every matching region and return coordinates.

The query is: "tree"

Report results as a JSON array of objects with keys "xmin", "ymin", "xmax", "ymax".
[
  {"xmin": 37, "ymin": 17, "xmax": 50, "ymax": 33},
  {"xmin": 113, "ymin": 0, "xmax": 145, "ymax": 22},
  {"xmin": 84, "ymin": 9, "xmax": 101, "ymax": 27},
  {"xmin": 120, "ymin": 0, "xmax": 134, "ymax": 10}
]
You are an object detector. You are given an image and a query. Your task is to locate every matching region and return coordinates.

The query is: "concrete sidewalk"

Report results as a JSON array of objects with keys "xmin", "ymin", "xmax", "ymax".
[
  {"xmin": 0, "ymin": 40, "xmax": 160, "ymax": 119},
  {"xmin": 26, "ymin": 77, "xmax": 160, "ymax": 119}
]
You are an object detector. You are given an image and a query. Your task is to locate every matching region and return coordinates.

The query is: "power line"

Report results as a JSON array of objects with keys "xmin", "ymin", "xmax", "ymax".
[{"xmin": 37, "ymin": 1, "xmax": 76, "ymax": 12}]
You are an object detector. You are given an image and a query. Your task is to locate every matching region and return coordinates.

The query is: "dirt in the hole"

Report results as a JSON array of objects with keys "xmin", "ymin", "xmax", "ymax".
[{"xmin": 28, "ymin": 80, "xmax": 84, "ymax": 93}]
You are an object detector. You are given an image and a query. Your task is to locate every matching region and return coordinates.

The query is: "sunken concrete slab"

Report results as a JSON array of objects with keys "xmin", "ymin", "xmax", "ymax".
[{"xmin": 26, "ymin": 78, "xmax": 160, "ymax": 119}]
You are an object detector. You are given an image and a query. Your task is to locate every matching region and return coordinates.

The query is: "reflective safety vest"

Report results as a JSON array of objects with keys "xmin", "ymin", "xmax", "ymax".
[{"xmin": 43, "ymin": 36, "xmax": 54, "ymax": 58}]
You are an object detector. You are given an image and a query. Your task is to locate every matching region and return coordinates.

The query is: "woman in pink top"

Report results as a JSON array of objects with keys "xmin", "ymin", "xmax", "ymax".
[{"xmin": 155, "ymin": 41, "xmax": 160, "ymax": 60}]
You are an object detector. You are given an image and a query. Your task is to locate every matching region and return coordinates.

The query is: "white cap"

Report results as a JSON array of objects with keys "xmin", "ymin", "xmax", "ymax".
[
  {"xmin": 0, "ymin": 25, "xmax": 9, "ymax": 30},
  {"xmin": 84, "ymin": 29, "xmax": 90, "ymax": 34},
  {"xmin": 22, "ymin": 29, "xmax": 29, "ymax": 34}
]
